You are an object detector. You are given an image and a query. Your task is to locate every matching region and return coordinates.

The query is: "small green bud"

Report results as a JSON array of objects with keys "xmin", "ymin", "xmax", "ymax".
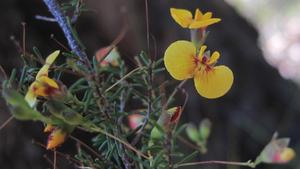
[
  {"xmin": 199, "ymin": 119, "xmax": 211, "ymax": 141},
  {"xmin": 186, "ymin": 124, "xmax": 199, "ymax": 142}
]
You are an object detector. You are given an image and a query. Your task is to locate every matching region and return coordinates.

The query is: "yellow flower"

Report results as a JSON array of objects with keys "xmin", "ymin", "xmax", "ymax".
[
  {"xmin": 47, "ymin": 128, "xmax": 67, "ymax": 149},
  {"xmin": 170, "ymin": 8, "xmax": 221, "ymax": 29},
  {"xmin": 164, "ymin": 40, "xmax": 233, "ymax": 99},
  {"xmin": 25, "ymin": 51, "xmax": 60, "ymax": 107}
]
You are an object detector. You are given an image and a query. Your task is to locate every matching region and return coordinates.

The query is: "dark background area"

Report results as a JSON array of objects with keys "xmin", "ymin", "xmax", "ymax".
[{"xmin": 0, "ymin": 0, "xmax": 300, "ymax": 169}]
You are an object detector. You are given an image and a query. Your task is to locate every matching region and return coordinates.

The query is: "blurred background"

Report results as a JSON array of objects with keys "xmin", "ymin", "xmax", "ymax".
[{"xmin": 1, "ymin": 0, "xmax": 300, "ymax": 169}]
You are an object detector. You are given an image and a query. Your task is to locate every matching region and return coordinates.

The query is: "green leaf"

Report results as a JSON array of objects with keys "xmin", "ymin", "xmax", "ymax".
[
  {"xmin": 45, "ymin": 100, "xmax": 84, "ymax": 125},
  {"xmin": 1, "ymin": 87, "xmax": 43, "ymax": 121}
]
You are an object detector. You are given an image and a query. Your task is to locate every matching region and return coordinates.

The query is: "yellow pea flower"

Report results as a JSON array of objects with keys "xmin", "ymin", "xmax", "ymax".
[
  {"xmin": 25, "ymin": 50, "xmax": 60, "ymax": 107},
  {"xmin": 46, "ymin": 128, "xmax": 67, "ymax": 149},
  {"xmin": 170, "ymin": 8, "xmax": 221, "ymax": 29},
  {"xmin": 164, "ymin": 40, "xmax": 233, "ymax": 99}
]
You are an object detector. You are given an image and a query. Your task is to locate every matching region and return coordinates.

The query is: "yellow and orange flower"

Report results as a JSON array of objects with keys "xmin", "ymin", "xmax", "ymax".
[
  {"xmin": 46, "ymin": 128, "xmax": 67, "ymax": 150},
  {"xmin": 170, "ymin": 8, "xmax": 221, "ymax": 29},
  {"xmin": 164, "ymin": 41, "xmax": 233, "ymax": 99},
  {"xmin": 25, "ymin": 50, "xmax": 60, "ymax": 107}
]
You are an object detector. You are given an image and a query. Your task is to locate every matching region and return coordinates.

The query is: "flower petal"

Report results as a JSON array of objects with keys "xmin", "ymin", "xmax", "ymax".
[
  {"xmin": 164, "ymin": 40, "xmax": 197, "ymax": 80},
  {"xmin": 170, "ymin": 8, "xmax": 193, "ymax": 28},
  {"xmin": 202, "ymin": 12, "xmax": 213, "ymax": 20},
  {"xmin": 25, "ymin": 83, "xmax": 38, "ymax": 107},
  {"xmin": 36, "ymin": 50, "xmax": 60, "ymax": 78},
  {"xmin": 37, "ymin": 76, "xmax": 59, "ymax": 89},
  {"xmin": 168, "ymin": 106, "xmax": 182, "ymax": 124},
  {"xmin": 207, "ymin": 51, "xmax": 220, "ymax": 65},
  {"xmin": 194, "ymin": 65, "xmax": 233, "ymax": 99},
  {"xmin": 194, "ymin": 8, "xmax": 203, "ymax": 21},
  {"xmin": 189, "ymin": 18, "xmax": 221, "ymax": 29},
  {"xmin": 47, "ymin": 128, "xmax": 67, "ymax": 149},
  {"xmin": 33, "ymin": 76, "xmax": 59, "ymax": 97}
]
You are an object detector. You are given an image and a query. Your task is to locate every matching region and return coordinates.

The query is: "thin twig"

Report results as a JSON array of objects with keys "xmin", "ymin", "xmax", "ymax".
[
  {"xmin": 69, "ymin": 135, "xmax": 102, "ymax": 160},
  {"xmin": 9, "ymin": 36, "xmax": 37, "ymax": 63},
  {"xmin": 172, "ymin": 87, "xmax": 189, "ymax": 132},
  {"xmin": 50, "ymin": 34, "xmax": 70, "ymax": 51},
  {"xmin": 0, "ymin": 116, "xmax": 13, "ymax": 131},
  {"xmin": 35, "ymin": 15, "xmax": 57, "ymax": 22},
  {"xmin": 44, "ymin": 154, "xmax": 55, "ymax": 168},
  {"xmin": 53, "ymin": 149, "xmax": 57, "ymax": 169},
  {"xmin": 166, "ymin": 129, "xmax": 173, "ymax": 169},
  {"xmin": 10, "ymin": 36, "xmax": 25, "ymax": 54},
  {"xmin": 177, "ymin": 136, "xmax": 199, "ymax": 150},
  {"xmin": 164, "ymin": 80, "xmax": 187, "ymax": 109},
  {"xmin": 0, "ymin": 65, "xmax": 8, "ymax": 80},
  {"xmin": 21, "ymin": 22, "xmax": 26, "ymax": 57},
  {"xmin": 104, "ymin": 67, "xmax": 143, "ymax": 93},
  {"xmin": 174, "ymin": 160, "xmax": 255, "ymax": 168},
  {"xmin": 145, "ymin": 0, "xmax": 150, "ymax": 56},
  {"xmin": 32, "ymin": 140, "xmax": 82, "ymax": 165}
]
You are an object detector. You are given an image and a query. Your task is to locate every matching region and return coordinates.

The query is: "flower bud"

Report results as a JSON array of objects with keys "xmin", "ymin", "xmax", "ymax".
[
  {"xmin": 96, "ymin": 46, "xmax": 120, "ymax": 67},
  {"xmin": 256, "ymin": 133, "xmax": 295, "ymax": 165},
  {"xmin": 47, "ymin": 128, "xmax": 67, "ymax": 149},
  {"xmin": 128, "ymin": 114, "xmax": 144, "ymax": 130}
]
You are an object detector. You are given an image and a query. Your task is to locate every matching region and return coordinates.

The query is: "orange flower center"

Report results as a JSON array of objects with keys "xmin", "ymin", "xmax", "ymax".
[
  {"xmin": 194, "ymin": 55, "xmax": 212, "ymax": 72},
  {"xmin": 32, "ymin": 82, "xmax": 59, "ymax": 97}
]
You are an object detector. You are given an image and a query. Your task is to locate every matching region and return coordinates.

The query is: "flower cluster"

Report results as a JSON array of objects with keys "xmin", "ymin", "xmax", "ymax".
[
  {"xmin": 164, "ymin": 8, "xmax": 233, "ymax": 99},
  {"xmin": 25, "ymin": 50, "xmax": 61, "ymax": 107},
  {"xmin": 24, "ymin": 51, "xmax": 68, "ymax": 149}
]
